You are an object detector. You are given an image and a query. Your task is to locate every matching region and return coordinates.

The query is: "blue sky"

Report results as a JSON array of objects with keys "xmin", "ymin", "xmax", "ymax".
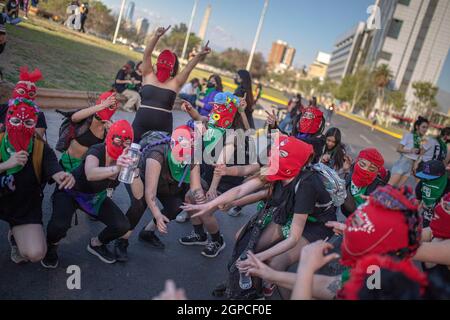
[{"xmin": 102, "ymin": 0, "xmax": 449, "ymax": 93}]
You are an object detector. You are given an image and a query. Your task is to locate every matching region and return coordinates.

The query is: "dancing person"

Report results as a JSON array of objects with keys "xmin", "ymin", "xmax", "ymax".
[
  {"xmin": 179, "ymin": 78, "xmax": 200, "ymax": 107},
  {"xmin": 1, "ymin": 99, "xmax": 75, "ymax": 264},
  {"xmin": 234, "ymin": 70, "xmax": 255, "ymax": 129},
  {"xmin": 389, "ymin": 116, "xmax": 429, "ymax": 187},
  {"xmin": 132, "ymin": 26, "xmax": 211, "ymax": 142},
  {"xmin": 0, "ymin": 67, "xmax": 47, "ymax": 140},
  {"xmin": 56, "ymin": 91, "xmax": 118, "ymax": 172},
  {"xmin": 114, "ymin": 61, "xmax": 141, "ymax": 112},
  {"xmin": 42, "ymin": 120, "xmax": 142, "ymax": 267}
]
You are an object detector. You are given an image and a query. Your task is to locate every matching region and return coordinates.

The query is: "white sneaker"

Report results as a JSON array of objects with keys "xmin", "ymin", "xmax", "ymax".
[
  {"xmin": 176, "ymin": 211, "xmax": 189, "ymax": 223},
  {"xmin": 8, "ymin": 231, "xmax": 27, "ymax": 264}
]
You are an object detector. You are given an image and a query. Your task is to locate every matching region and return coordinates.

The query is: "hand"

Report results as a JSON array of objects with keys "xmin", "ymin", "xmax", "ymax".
[
  {"xmin": 181, "ymin": 100, "xmax": 193, "ymax": 113},
  {"xmin": 410, "ymin": 148, "xmax": 420, "ymax": 155},
  {"xmin": 265, "ymin": 110, "xmax": 277, "ymax": 127},
  {"xmin": 155, "ymin": 26, "xmax": 171, "ymax": 38},
  {"xmin": 206, "ymin": 188, "xmax": 218, "ymax": 201},
  {"xmin": 102, "ymin": 94, "xmax": 117, "ymax": 109},
  {"xmin": 53, "ymin": 172, "xmax": 76, "ymax": 190},
  {"xmin": 198, "ymin": 41, "xmax": 211, "ymax": 59},
  {"xmin": 325, "ymin": 221, "xmax": 347, "ymax": 236},
  {"xmin": 155, "ymin": 214, "xmax": 170, "ymax": 234},
  {"xmin": 214, "ymin": 164, "xmax": 228, "ymax": 177},
  {"xmin": 239, "ymin": 93, "xmax": 247, "ymax": 111},
  {"xmin": 116, "ymin": 148, "xmax": 132, "ymax": 170},
  {"xmin": 153, "ymin": 280, "xmax": 187, "ymax": 300},
  {"xmin": 102, "ymin": 120, "xmax": 113, "ymax": 130},
  {"xmin": 180, "ymin": 202, "xmax": 212, "ymax": 218},
  {"xmin": 237, "ymin": 252, "xmax": 275, "ymax": 280},
  {"xmin": 298, "ymin": 241, "xmax": 340, "ymax": 273},
  {"xmin": 4, "ymin": 151, "xmax": 29, "ymax": 169},
  {"xmin": 321, "ymin": 154, "xmax": 331, "ymax": 163}
]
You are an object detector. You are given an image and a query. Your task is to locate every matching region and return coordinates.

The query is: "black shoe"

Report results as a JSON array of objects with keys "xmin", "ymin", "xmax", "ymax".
[
  {"xmin": 179, "ymin": 231, "xmax": 208, "ymax": 246},
  {"xmin": 41, "ymin": 244, "xmax": 59, "ymax": 269},
  {"xmin": 201, "ymin": 238, "xmax": 226, "ymax": 258},
  {"xmin": 138, "ymin": 229, "xmax": 165, "ymax": 249},
  {"xmin": 114, "ymin": 239, "xmax": 129, "ymax": 262},
  {"xmin": 87, "ymin": 243, "xmax": 116, "ymax": 264}
]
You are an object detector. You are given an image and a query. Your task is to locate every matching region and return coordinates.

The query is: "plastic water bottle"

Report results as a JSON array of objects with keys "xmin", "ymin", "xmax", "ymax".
[
  {"xmin": 239, "ymin": 252, "xmax": 253, "ymax": 290},
  {"xmin": 118, "ymin": 143, "xmax": 141, "ymax": 184}
]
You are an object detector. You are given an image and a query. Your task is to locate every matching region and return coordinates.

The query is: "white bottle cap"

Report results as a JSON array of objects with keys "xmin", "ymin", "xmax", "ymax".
[{"xmin": 131, "ymin": 143, "xmax": 141, "ymax": 150}]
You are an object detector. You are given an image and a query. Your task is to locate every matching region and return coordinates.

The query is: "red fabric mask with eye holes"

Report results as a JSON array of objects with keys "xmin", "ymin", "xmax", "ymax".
[
  {"xmin": 298, "ymin": 107, "xmax": 324, "ymax": 134},
  {"xmin": 95, "ymin": 91, "xmax": 118, "ymax": 121},
  {"xmin": 105, "ymin": 120, "xmax": 134, "ymax": 160},
  {"xmin": 6, "ymin": 99, "xmax": 38, "ymax": 152},
  {"xmin": 430, "ymin": 193, "xmax": 450, "ymax": 239},
  {"xmin": 12, "ymin": 66, "xmax": 43, "ymax": 101},
  {"xmin": 156, "ymin": 50, "xmax": 176, "ymax": 83}
]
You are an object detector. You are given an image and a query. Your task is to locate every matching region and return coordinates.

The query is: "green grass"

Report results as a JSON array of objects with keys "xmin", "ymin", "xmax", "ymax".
[{"xmin": 2, "ymin": 17, "xmax": 288, "ymax": 102}]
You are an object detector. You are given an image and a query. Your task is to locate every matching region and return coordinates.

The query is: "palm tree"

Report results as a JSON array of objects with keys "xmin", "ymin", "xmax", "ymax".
[{"xmin": 372, "ymin": 64, "xmax": 393, "ymax": 112}]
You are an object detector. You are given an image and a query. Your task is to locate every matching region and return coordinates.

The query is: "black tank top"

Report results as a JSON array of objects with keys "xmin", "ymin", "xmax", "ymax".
[
  {"xmin": 140, "ymin": 84, "xmax": 176, "ymax": 111},
  {"xmin": 76, "ymin": 129, "xmax": 104, "ymax": 147}
]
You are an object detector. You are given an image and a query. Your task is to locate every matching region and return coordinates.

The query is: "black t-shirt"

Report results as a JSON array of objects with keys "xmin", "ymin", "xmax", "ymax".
[
  {"xmin": 0, "ymin": 141, "xmax": 61, "ymax": 219},
  {"xmin": 72, "ymin": 143, "xmax": 120, "ymax": 194},
  {"xmin": 0, "ymin": 103, "xmax": 48, "ymax": 130},
  {"xmin": 114, "ymin": 69, "xmax": 128, "ymax": 93}
]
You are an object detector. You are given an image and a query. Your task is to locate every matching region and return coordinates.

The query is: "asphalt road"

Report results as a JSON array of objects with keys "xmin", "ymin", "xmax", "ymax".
[{"xmin": 0, "ymin": 108, "xmax": 402, "ymax": 300}]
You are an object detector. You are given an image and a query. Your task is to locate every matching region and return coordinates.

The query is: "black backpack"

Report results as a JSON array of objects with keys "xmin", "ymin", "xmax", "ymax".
[{"xmin": 55, "ymin": 109, "xmax": 93, "ymax": 152}]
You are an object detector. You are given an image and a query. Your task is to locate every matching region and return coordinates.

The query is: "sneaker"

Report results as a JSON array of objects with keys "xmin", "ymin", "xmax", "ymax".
[
  {"xmin": 201, "ymin": 238, "xmax": 226, "ymax": 258},
  {"xmin": 114, "ymin": 239, "xmax": 129, "ymax": 262},
  {"xmin": 228, "ymin": 206, "xmax": 242, "ymax": 217},
  {"xmin": 87, "ymin": 243, "xmax": 116, "ymax": 264},
  {"xmin": 263, "ymin": 282, "xmax": 276, "ymax": 297},
  {"xmin": 179, "ymin": 231, "xmax": 208, "ymax": 246},
  {"xmin": 138, "ymin": 229, "xmax": 165, "ymax": 249},
  {"xmin": 41, "ymin": 244, "xmax": 59, "ymax": 269},
  {"xmin": 175, "ymin": 211, "xmax": 189, "ymax": 223},
  {"xmin": 8, "ymin": 232, "xmax": 27, "ymax": 264}
]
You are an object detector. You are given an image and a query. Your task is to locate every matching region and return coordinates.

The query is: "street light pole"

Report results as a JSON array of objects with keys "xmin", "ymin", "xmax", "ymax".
[
  {"xmin": 181, "ymin": 0, "xmax": 199, "ymax": 61},
  {"xmin": 246, "ymin": 0, "xmax": 269, "ymax": 71},
  {"xmin": 113, "ymin": 0, "xmax": 127, "ymax": 44}
]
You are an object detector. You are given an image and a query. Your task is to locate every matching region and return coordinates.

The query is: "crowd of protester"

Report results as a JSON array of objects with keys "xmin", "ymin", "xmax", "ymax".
[{"xmin": 1, "ymin": 24, "xmax": 450, "ymax": 301}]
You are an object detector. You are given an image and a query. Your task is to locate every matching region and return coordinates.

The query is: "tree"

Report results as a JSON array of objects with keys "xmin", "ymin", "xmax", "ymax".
[
  {"xmin": 412, "ymin": 81, "xmax": 439, "ymax": 116},
  {"xmin": 335, "ymin": 68, "xmax": 373, "ymax": 113},
  {"xmin": 386, "ymin": 90, "xmax": 406, "ymax": 112},
  {"xmin": 158, "ymin": 23, "xmax": 201, "ymax": 58},
  {"xmin": 372, "ymin": 64, "xmax": 393, "ymax": 111}
]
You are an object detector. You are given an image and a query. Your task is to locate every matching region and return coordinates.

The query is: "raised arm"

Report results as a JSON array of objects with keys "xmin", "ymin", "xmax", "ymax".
[
  {"xmin": 181, "ymin": 100, "xmax": 206, "ymax": 122},
  {"xmin": 71, "ymin": 94, "xmax": 116, "ymax": 123},
  {"xmin": 142, "ymin": 26, "xmax": 171, "ymax": 76},
  {"xmin": 174, "ymin": 43, "xmax": 211, "ymax": 89}
]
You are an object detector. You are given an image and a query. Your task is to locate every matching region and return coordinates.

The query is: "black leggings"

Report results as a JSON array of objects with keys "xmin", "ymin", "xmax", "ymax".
[
  {"xmin": 125, "ymin": 184, "xmax": 184, "ymax": 230},
  {"xmin": 47, "ymin": 190, "xmax": 130, "ymax": 245}
]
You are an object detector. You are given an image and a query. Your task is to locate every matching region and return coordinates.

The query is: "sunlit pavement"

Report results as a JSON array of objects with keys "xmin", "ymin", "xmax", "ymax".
[{"xmin": 0, "ymin": 109, "xmax": 401, "ymax": 299}]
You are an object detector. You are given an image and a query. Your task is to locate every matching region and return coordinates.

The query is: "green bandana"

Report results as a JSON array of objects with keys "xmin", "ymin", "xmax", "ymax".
[
  {"xmin": 413, "ymin": 132, "xmax": 422, "ymax": 150},
  {"xmin": 0, "ymin": 133, "xmax": 33, "ymax": 175},
  {"xmin": 203, "ymin": 125, "xmax": 225, "ymax": 155},
  {"xmin": 60, "ymin": 152, "xmax": 82, "ymax": 173},
  {"xmin": 350, "ymin": 182, "xmax": 368, "ymax": 207},
  {"xmin": 167, "ymin": 149, "xmax": 190, "ymax": 184},
  {"xmin": 421, "ymin": 174, "xmax": 448, "ymax": 207}
]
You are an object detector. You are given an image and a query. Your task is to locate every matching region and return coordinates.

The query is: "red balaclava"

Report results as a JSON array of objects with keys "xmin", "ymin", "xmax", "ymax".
[
  {"xmin": 96, "ymin": 91, "xmax": 118, "ymax": 121},
  {"xmin": 156, "ymin": 50, "xmax": 176, "ymax": 83},
  {"xmin": 265, "ymin": 135, "xmax": 314, "ymax": 182},
  {"xmin": 298, "ymin": 106, "xmax": 324, "ymax": 134},
  {"xmin": 6, "ymin": 99, "xmax": 38, "ymax": 152},
  {"xmin": 12, "ymin": 66, "xmax": 43, "ymax": 101},
  {"xmin": 208, "ymin": 93, "xmax": 238, "ymax": 129},
  {"xmin": 430, "ymin": 193, "xmax": 450, "ymax": 239},
  {"xmin": 341, "ymin": 185, "xmax": 420, "ymax": 267},
  {"xmin": 352, "ymin": 148, "xmax": 384, "ymax": 188},
  {"xmin": 105, "ymin": 120, "xmax": 134, "ymax": 160},
  {"xmin": 340, "ymin": 255, "xmax": 428, "ymax": 300},
  {"xmin": 170, "ymin": 125, "xmax": 194, "ymax": 163}
]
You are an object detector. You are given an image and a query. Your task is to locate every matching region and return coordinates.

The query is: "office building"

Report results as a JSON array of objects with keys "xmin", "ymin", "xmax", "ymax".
[
  {"xmin": 136, "ymin": 18, "xmax": 150, "ymax": 37},
  {"xmin": 283, "ymin": 47, "xmax": 296, "ymax": 67},
  {"xmin": 125, "ymin": 1, "xmax": 135, "ymax": 23},
  {"xmin": 308, "ymin": 52, "xmax": 331, "ymax": 81}
]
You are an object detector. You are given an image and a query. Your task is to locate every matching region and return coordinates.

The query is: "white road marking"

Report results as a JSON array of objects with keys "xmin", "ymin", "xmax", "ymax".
[{"xmin": 359, "ymin": 134, "xmax": 373, "ymax": 145}]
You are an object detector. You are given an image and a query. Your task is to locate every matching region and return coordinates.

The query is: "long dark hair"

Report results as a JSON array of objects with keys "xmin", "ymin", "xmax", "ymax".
[
  {"xmin": 290, "ymin": 94, "xmax": 303, "ymax": 118},
  {"xmin": 325, "ymin": 127, "xmax": 346, "ymax": 170},
  {"xmin": 171, "ymin": 54, "xmax": 180, "ymax": 78},
  {"xmin": 235, "ymin": 69, "xmax": 254, "ymax": 107},
  {"xmin": 412, "ymin": 116, "xmax": 429, "ymax": 134},
  {"xmin": 209, "ymin": 74, "xmax": 223, "ymax": 92}
]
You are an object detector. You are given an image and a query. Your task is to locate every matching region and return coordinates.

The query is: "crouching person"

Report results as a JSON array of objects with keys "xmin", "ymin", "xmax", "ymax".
[
  {"xmin": 42, "ymin": 120, "xmax": 143, "ymax": 268},
  {"xmin": 0, "ymin": 99, "xmax": 75, "ymax": 264}
]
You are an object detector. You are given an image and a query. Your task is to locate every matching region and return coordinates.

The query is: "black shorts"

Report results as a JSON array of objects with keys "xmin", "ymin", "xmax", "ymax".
[
  {"xmin": 0, "ymin": 209, "xmax": 43, "ymax": 228},
  {"xmin": 302, "ymin": 221, "xmax": 334, "ymax": 243}
]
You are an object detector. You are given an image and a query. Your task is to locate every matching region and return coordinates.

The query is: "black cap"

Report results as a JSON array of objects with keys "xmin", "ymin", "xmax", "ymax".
[{"xmin": 416, "ymin": 160, "xmax": 446, "ymax": 180}]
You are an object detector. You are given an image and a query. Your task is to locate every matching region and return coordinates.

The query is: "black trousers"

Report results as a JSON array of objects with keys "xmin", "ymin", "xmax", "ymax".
[
  {"xmin": 125, "ymin": 184, "xmax": 184, "ymax": 230},
  {"xmin": 47, "ymin": 190, "xmax": 130, "ymax": 245}
]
